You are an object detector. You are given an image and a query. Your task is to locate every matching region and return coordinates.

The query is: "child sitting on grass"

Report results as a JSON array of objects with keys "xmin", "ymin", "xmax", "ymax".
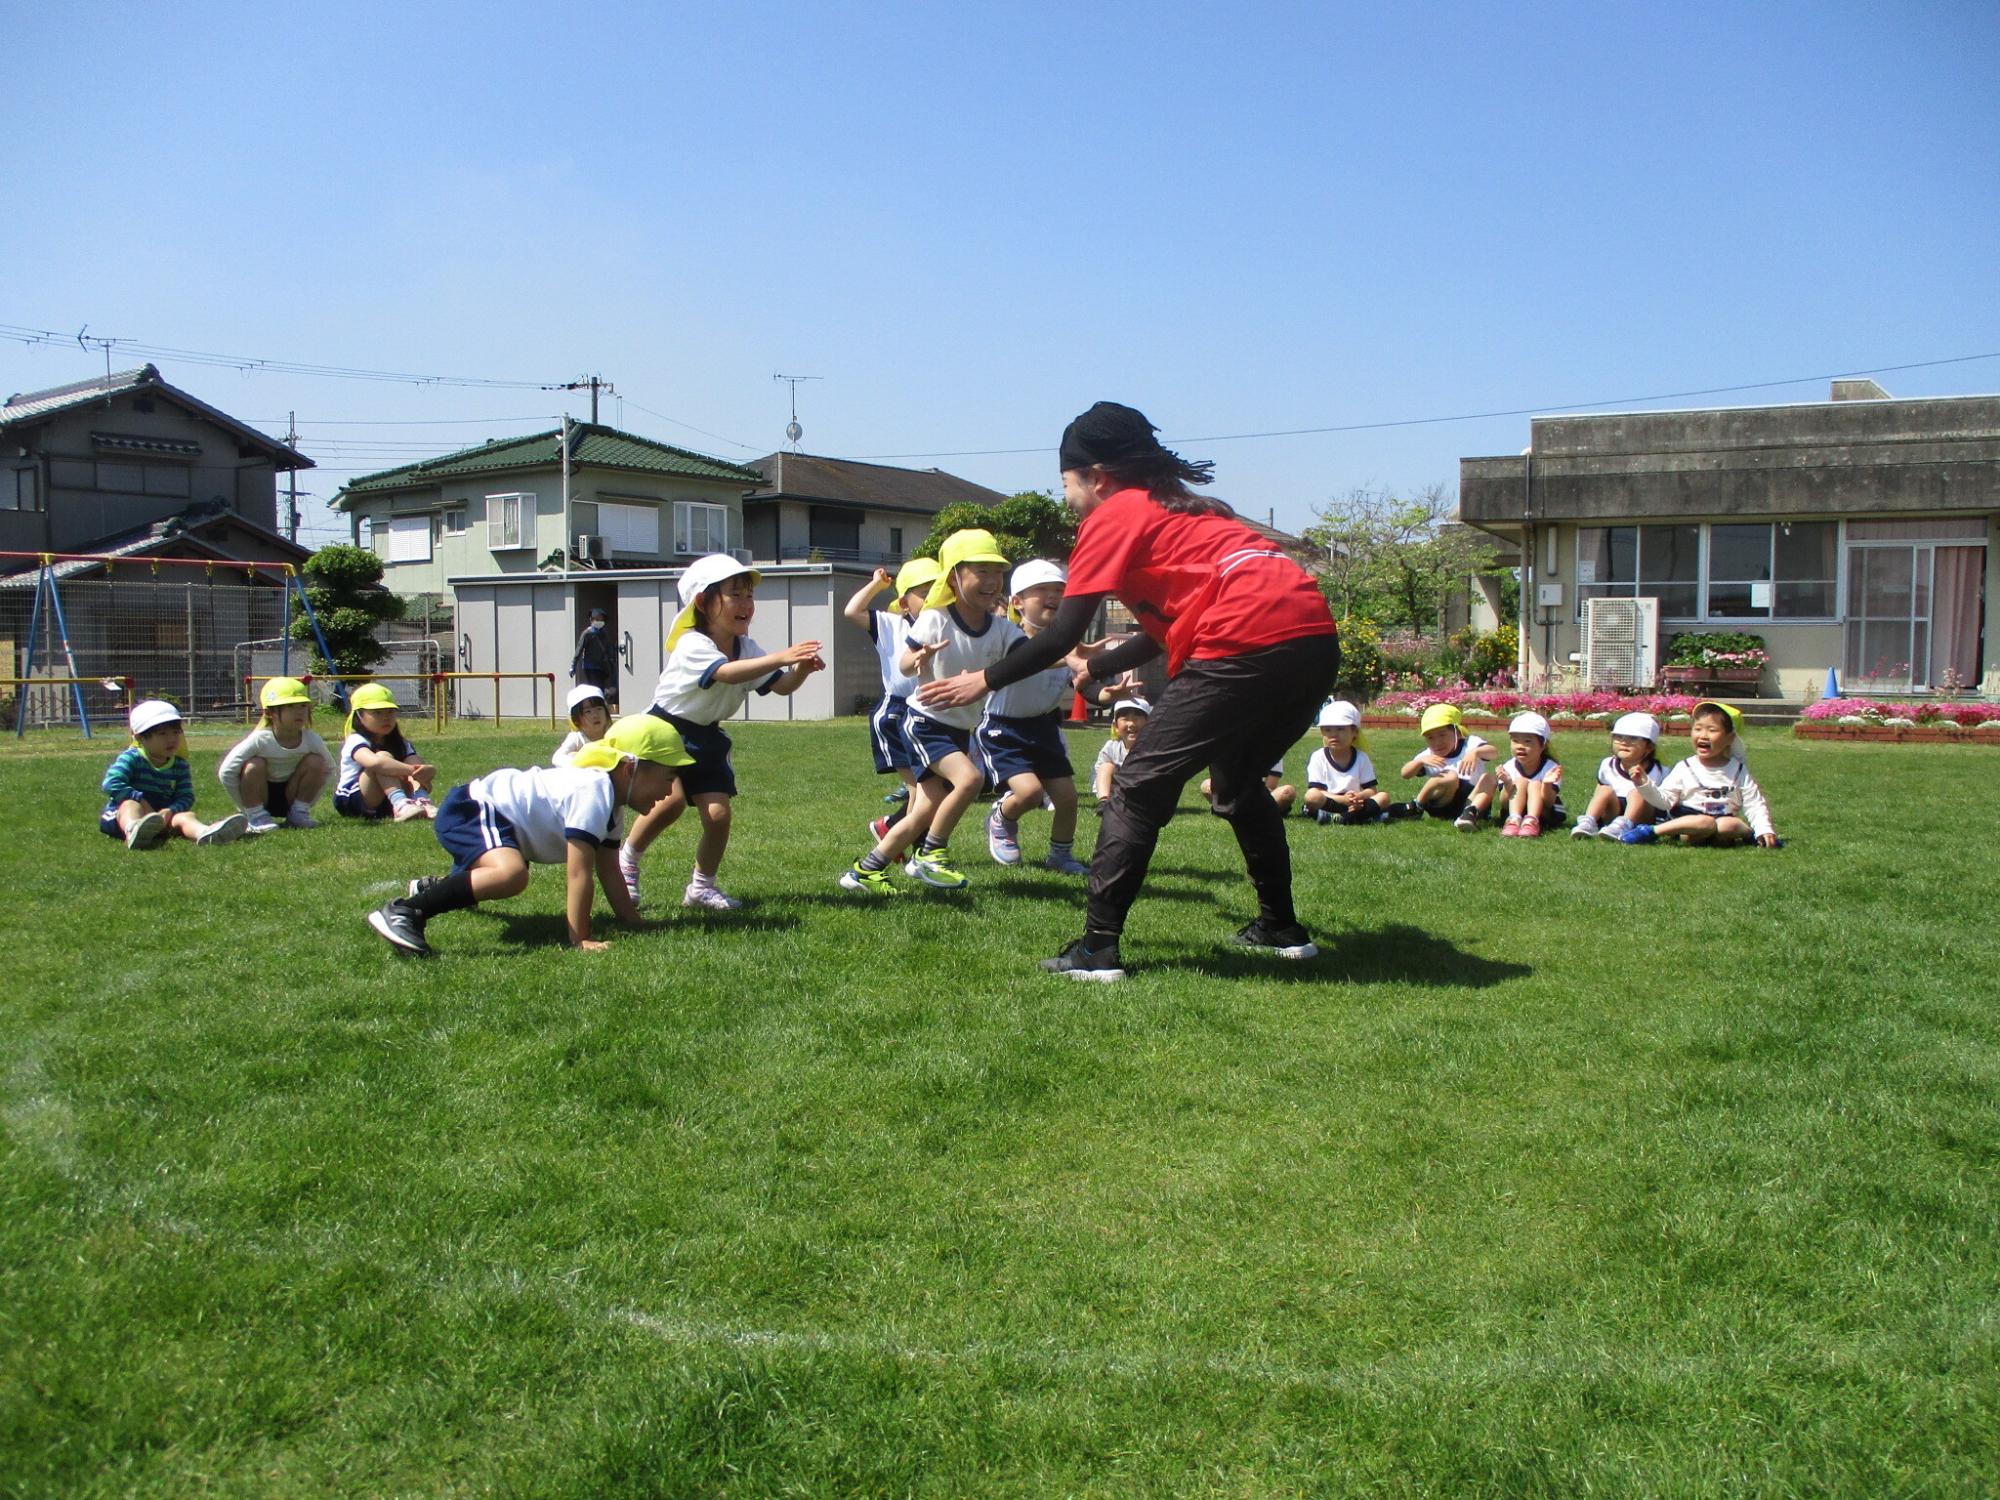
[
  {"xmin": 101, "ymin": 700, "xmax": 247, "ymax": 849},
  {"xmin": 1395, "ymin": 702, "xmax": 1498, "ymax": 829},
  {"xmin": 1571, "ymin": 712, "xmax": 1666, "ymax": 840},
  {"xmin": 1624, "ymin": 700, "xmax": 1779, "ymax": 848},
  {"xmin": 1495, "ymin": 711, "xmax": 1565, "ymax": 838},
  {"xmin": 334, "ymin": 683, "xmax": 436, "ymax": 822},
  {"xmin": 367, "ymin": 714, "xmax": 694, "ymax": 957},
  {"xmin": 217, "ymin": 676, "xmax": 332, "ymax": 833},
  {"xmin": 1092, "ymin": 696, "xmax": 1150, "ymax": 808},
  {"xmin": 1303, "ymin": 700, "xmax": 1389, "ymax": 824}
]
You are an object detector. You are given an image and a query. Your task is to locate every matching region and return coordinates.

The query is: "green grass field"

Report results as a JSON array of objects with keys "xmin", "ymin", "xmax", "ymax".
[{"xmin": 3, "ymin": 718, "xmax": 1996, "ymax": 1497}]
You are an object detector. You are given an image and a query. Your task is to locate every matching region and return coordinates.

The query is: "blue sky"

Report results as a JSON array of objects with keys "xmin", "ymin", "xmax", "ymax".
[{"xmin": 4, "ymin": 0, "xmax": 1996, "ymax": 545}]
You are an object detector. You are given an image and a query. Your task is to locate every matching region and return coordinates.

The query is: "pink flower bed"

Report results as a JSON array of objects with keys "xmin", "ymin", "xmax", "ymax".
[
  {"xmin": 1797, "ymin": 697, "xmax": 1998, "ymax": 726},
  {"xmin": 1370, "ymin": 689, "xmax": 1702, "ymax": 720}
]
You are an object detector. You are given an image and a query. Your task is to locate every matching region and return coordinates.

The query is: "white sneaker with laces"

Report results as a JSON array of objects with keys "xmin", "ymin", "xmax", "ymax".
[
  {"xmin": 196, "ymin": 813, "xmax": 248, "ymax": 846},
  {"xmin": 125, "ymin": 810, "xmax": 168, "ymax": 850},
  {"xmin": 682, "ymin": 881, "xmax": 742, "ymax": 911},
  {"xmin": 286, "ymin": 805, "xmax": 320, "ymax": 829},
  {"xmin": 1043, "ymin": 851, "xmax": 1089, "ymax": 876},
  {"xmin": 243, "ymin": 810, "xmax": 281, "ymax": 836},
  {"xmin": 986, "ymin": 804, "xmax": 1021, "ymax": 865}
]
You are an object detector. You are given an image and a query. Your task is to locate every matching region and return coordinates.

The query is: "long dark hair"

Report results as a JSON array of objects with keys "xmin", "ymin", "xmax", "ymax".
[{"xmin": 1094, "ymin": 452, "xmax": 1234, "ymax": 517}]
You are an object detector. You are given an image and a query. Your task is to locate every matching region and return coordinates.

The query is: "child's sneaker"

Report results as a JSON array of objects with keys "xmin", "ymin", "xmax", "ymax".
[
  {"xmin": 1043, "ymin": 850, "xmax": 1089, "ymax": 876},
  {"xmin": 1230, "ymin": 918, "xmax": 1319, "ymax": 960},
  {"xmin": 1385, "ymin": 801, "xmax": 1424, "ymax": 821},
  {"xmin": 866, "ymin": 815, "xmax": 893, "ymax": 842},
  {"xmin": 125, "ymin": 810, "xmax": 168, "ymax": 850},
  {"xmin": 1570, "ymin": 815, "xmax": 1600, "ymax": 839},
  {"xmin": 904, "ymin": 849, "xmax": 969, "ymax": 889},
  {"xmin": 196, "ymin": 813, "xmax": 248, "ymax": 846},
  {"xmin": 392, "ymin": 799, "xmax": 427, "ymax": 823},
  {"xmin": 1039, "ymin": 936, "xmax": 1126, "ymax": 982},
  {"xmin": 243, "ymin": 810, "xmax": 281, "ymax": 836},
  {"xmin": 986, "ymin": 805, "xmax": 1021, "ymax": 866},
  {"xmin": 286, "ymin": 805, "xmax": 320, "ymax": 829},
  {"xmin": 1598, "ymin": 817, "xmax": 1634, "ymax": 841},
  {"xmin": 838, "ymin": 861, "xmax": 901, "ymax": 896},
  {"xmin": 618, "ymin": 848, "xmax": 642, "ymax": 904},
  {"xmin": 682, "ymin": 881, "xmax": 743, "ymax": 911},
  {"xmin": 1454, "ymin": 806, "xmax": 1483, "ymax": 832},
  {"xmin": 418, "ymin": 798, "xmax": 438, "ymax": 820},
  {"xmin": 1314, "ymin": 808, "xmax": 1334, "ymax": 825},
  {"xmin": 1519, "ymin": 816, "xmax": 1542, "ymax": 838},
  {"xmin": 1619, "ymin": 824, "xmax": 1657, "ymax": 844},
  {"xmin": 883, "ymin": 784, "xmax": 910, "ymax": 806},
  {"xmin": 1500, "ymin": 813, "xmax": 1523, "ymax": 837},
  {"xmin": 367, "ymin": 899, "xmax": 431, "ymax": 956}
]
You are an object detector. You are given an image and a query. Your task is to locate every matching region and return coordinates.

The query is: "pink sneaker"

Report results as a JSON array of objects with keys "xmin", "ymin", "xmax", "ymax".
[
  {"xmin": 1519, "ymin": 816, "xmax": 1542, "ymax": 838},
  {"xmin": 1500, "ymin": 814, "xmax": 1523, "ymax": 837},
  {"xmin": 618, "ymin": 848, "xmax": 642, "ymax": 905}
]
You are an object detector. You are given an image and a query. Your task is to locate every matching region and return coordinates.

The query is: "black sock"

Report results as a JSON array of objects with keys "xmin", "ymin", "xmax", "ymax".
[
  {"xmin": 920, "ymin": 834, "xmax": 947, "ymax": 855},
  {"xmin": 403, "ymin": 870, "xmax": 477, "ymax": 918}
]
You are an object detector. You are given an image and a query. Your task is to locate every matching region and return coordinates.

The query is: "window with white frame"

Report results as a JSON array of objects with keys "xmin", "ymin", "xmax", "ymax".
[
  {"xmin": 596, "ymin": 500, "xmax": 660, "ymax": 555},
  {"xmin": 486, "ymin": 492, "xmax": 537, "ymax": 550},
  {"xmin": 385, "ymin": 515, "xmax": 432, "ymax": 564},
  {"xmin": 674, "ymin": 501, "xmax": 729, "ymax": 555},
  {"xmin": 1576, "ymin": 521, "xmax": 1837, "ymax": 621}
]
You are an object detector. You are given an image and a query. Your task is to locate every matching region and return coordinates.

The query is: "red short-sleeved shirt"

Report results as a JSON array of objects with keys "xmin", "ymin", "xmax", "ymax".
[{"xmin": 1064, "ymin": 488, "xmax": 1335, "ymax": 670}]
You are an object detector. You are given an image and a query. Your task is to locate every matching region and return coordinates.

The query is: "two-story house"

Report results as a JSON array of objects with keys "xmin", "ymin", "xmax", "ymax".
[{"xmin": 740, "ymin": 452, "xmax": 1010, "ymax": 568}]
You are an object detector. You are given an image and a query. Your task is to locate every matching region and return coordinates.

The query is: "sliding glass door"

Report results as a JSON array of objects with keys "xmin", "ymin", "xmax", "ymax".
[{"xmin": 1844, "ymin": 522, "xmax": 1987, "ymax": 692}]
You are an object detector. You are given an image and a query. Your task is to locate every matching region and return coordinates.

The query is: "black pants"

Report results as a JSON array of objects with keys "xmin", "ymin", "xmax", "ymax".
[{"xmin": 1087, "ymin": 632, "xmax": 1340, "ymax": 940}]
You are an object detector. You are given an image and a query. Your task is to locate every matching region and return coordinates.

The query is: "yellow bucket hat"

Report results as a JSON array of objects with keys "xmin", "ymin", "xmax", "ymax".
[
  {"xmin": 1418, "ymin": 701, "xmax": 1463, "ymax": 734},
  {"xmin": 666, "ymin": 553, "xmax": 762, "ymax": 652},
  {"xmin": 922, "ymin": 528, "xmax": 1012, "ymax": 612},
  {"xmin": 572, "ymin": 713, "xmax": 696, "ymax": 772},
  {"xmin": 1692, "ymin": 699, "xmax": 1745, "ymax": 736},
  {"xmin": 893, "ymin": 556, "xmax": 943, "ymax": 598},
  {"xmin": 343, "ymin": 682, "xmax": 399, "ymax": 738},
  {"xmin": 260, "ymin": 676, "xmax": 312, "ymax": 709}
]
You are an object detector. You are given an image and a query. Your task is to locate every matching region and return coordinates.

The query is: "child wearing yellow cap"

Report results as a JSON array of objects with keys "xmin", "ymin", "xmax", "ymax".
[
  {"xmin": 619, "ymin": 554, "xmax": 824, "ymax": 911},
  {"xmin": 845, "ymin": 556, "xmax": 942, "ymax": 826},
  {"xmin": 840, "ymin": 529, "xmax": 1037, "ymax": 894},
  {"xmin": 1395, "ymin": 702, "xmax": 1498, "ymax": 829},
  {"xmin": 100, "ymin": 700, "xmax": 248, "ymax": 850},
  {"xmin": 333, "ymin": 684, "xmax": 437, "ymax": 822},
  {"xmin": 218, "ymin": 677, "xmax": 333, "ymax": 833},
  {"xmin": 367, "ymin": 714, "xmax": 694, "ymax": 956},
  {"xmin": 1623, "ymin": 700, "xmax": 1780, "ymax": 847}
]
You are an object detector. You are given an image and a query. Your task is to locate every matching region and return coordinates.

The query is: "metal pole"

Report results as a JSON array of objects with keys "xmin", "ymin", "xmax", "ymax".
[
  {"xmin": 185, "ymin": 585, "xmax": 195, "ymax": 718},
  {"xmin": 16, "ymin": 562, "xmax": 47, "ymax": 738}
]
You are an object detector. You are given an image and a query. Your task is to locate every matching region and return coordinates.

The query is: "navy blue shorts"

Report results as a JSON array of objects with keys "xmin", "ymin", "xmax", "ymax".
[
  {"xmin": 902, "ymin": 713, "xmax": 977, "ymax": 783},
  {"xmin": 433, "ymin": 784, "xmax": 520, "ymax": 875},
  {"xmin": 648, "ymin": 707, "xmax": 736, "ymax": 798},
  {"xmin": 869, "ymin": 694, "xmax": 913, "ymax": 774},
  {"xmin": 333, "ymin": 787, "xmax": 394, "ymax": 820},
  {"xmin": 975, "ymin": 711, "xmax": 1073, "ymax": 786},
  {"xmin": 1425, "ymin": 777, "xmax": 1475, "ymax": 819}
]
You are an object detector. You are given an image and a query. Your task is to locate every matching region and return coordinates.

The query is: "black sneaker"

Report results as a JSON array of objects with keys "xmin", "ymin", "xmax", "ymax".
[
  {"xmin": 1040, "ymin": 937, "xmax": 1127, "ymax": 982},
  {"xmin": 367, "ymin": 899, "xmax": 431, "ymax": 957},
  {"xmin": 406, "ymin": 876, "xmax": 441, "ymax": 900},
  {"xmin": 1384, "ymin": 801, "xmax": 1424, "ymax": 821},
  {"xmin": 1231, "ymin": 919, "xmax": 1318, "ymax": 960}
]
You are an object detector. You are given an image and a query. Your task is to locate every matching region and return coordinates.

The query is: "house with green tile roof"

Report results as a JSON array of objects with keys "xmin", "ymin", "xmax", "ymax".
[{"xmin": 330, "ymin": 423, "xmax": 765, "ymax": 606}]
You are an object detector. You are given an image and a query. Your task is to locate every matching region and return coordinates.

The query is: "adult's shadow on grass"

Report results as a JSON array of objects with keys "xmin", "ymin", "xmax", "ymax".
[
  {"xmin": 1150, "ymin": 923, "xmax": 1531, "ymax": 988},
  {"xmin": 488, "ymin": 909, "xmax": 802, "ymax": 947}
]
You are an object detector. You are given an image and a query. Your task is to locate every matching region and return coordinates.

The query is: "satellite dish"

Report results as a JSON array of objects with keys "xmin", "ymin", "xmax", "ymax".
[{"xmin": 786, "ymin": 419, "xmax": 803, "ymax": 447}]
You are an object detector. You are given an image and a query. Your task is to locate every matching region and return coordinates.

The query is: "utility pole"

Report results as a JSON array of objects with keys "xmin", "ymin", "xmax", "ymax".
[
  {"xmin": 561, "ymin": 374, "xmax": 613, "ymax": 424},
  {"xmin": 285, "ymin": 411, "xmax": 301, "ymax": 542}
]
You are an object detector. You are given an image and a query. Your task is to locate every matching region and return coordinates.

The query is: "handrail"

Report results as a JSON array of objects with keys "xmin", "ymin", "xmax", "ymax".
[{"xmin": 427, "ymin": 671, "xmax": 559, "ymax": 731}]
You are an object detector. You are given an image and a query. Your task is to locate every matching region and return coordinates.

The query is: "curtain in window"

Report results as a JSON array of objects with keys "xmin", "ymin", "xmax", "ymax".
[{"xmin": 1930, "ymin": 547, "xmax": 1983, "ymax": 688}]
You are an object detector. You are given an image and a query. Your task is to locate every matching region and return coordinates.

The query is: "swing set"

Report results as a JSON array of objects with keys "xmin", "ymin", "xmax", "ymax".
[{"xmin": 0, "ymin": 550, "xmax": 335, "ymax": 739}]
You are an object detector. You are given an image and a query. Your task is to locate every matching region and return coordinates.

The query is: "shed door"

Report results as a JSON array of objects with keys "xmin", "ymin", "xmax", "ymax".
[{"xmin": 455, "ymin": 587, "xmax": 497, "ymax": 720}]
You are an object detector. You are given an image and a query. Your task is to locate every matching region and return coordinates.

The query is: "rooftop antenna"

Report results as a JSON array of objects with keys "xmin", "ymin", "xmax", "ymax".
[{"xmin": 773, "ymin": 372, "xmax": 820, "ymax": 451}]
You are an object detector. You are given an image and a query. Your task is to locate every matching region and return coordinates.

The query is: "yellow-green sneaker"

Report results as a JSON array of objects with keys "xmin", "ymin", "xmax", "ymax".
[
  {"xmin": 903, "ymin": 848, "xmax": 969, "ymax": 889},
  {"xmin": 839, "ymin": 861, "xmax": 901, "ymax": 896}
]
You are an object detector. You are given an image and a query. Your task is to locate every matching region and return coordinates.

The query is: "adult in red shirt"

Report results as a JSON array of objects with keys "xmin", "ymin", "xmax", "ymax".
[{"xmin": 919, "ymin": 401, "xmax": 1340, "ymax": 980}]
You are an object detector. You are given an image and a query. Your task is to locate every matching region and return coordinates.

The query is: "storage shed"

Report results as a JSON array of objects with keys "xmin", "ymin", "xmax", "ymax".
[{"xmin": 446, "ymin": 562, "xmax": 882, "ymax": 721}]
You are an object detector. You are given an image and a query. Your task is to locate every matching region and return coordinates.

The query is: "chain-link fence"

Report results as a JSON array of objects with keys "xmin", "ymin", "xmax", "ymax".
[{"xmin": 233, "ymin": 637, "xmax": 443, "ymax": 721}]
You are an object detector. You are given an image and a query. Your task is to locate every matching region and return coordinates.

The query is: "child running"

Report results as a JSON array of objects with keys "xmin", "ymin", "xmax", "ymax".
[
  {"xmin": 552, "ymin": 684, "xmax": 613, "ymax": 765},
  {"xmin": 1624, "ymin": 700, "xmax": 1780, "ymax": 847},
  {"xmin": 334, "ymin": 683, "xmax": 436, "ymax": 822},
  {"xmin": 1571, "ymin": 712, "xmax": 1666, "ymax": 840},
  {"xmin": 1092, "ymin": 697, "xmax": 1149, "ymax": 807},
  {"xmin": 1303, "ymin": 700, "xmax": 1389, "ymax": 824},
  {"xmin": 845, "ymin": 557, "xmax": 942, "ymax": 819},
  {"xmin": 366, "ymin": 714, "xmax": 693, "ymax": 956},
  {"xmin": 619, "ymin": 554, "xmax": 824, "ymax": 910},
  {"xmin": 979, "ymin": 559, "xmax": 1088, "ymax": 875},
  {"xmin": 840, "ymin": 528, "xmax": 1039, "ymax": 894},
  {"xmin": 217, "ymin": 676, "xmax": 332, "ymax": 833},
  {"xmin": 1494, "ymin": 711, "xmax": 1565, "ymax": 837},
  {"xmin": 1395, "ymin": 702, "xmax": 1498, "ymax": 829},
  {"xmin": 101, "ymin": 700, "xmax": 247, "ymax": 849}
]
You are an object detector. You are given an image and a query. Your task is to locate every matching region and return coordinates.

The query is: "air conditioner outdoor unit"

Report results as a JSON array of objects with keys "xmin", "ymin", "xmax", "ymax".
[
  {"xmin": 1581, "ymin": 596, "xmax": 1660, "ymax": 689},
  {"xmin": 572, "ymin": 534, "xmax": 607, "ymax": 562}
]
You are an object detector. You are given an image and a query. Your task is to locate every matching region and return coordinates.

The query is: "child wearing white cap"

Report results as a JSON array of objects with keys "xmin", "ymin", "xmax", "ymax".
[
  {"xmin": 100, "ymin": 700, "xmax": 248, "ymax": 849},
  {"xmin": 978, "ymin": 559, "xmax": 1088, "ymax": 875},
  {"xmin": 1572, "ymin": 712, "xmax": 1666, "ymax": 840},
  {"xmin": 1303, "ymin": 701, "xmax": 1389, "ymax": 824},
  {"xmin": 552, "ymin": 684, "xmax": 614, "ymax": 766},
  {"xmin": 1092, "ymin": 697, "xmax": 1150, "ymax": 805},
  {"xmin": 1494, "ymin": 712, "xmax": 1564, "ymax": 838},
  {"xmin": 621, "ymin": 554, "xmax": 824, "ymax": 910}
]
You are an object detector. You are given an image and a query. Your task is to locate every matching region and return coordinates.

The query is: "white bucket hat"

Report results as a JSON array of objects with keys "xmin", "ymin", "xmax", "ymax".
[
  {"xmin": 1611, "ymin": 712, "xmax": 1661, "ymax": 741},
  {"xmin": 1508, "ymin": 711, "xmax": 1552, "ymax": 740},
  {"xmin": 1009, "ymin": 559, "xmax": 1067, "ymax": 596},
  {"xmin": 668, "ymin": 554, "xmax": 762, "ymax": 650},
  {"xmin": 1111, "ymin": 697, "xmax": 1151, "ymax": 717},
  {"xmin": 129, "ymin": 700, "xmax": 182, "ymax": 736},
  {"xmin": 1317, "ymin": 699, "xmax": 1361, "ymax": 729},
  {"xmin": 566, "ymin": 683, "xmax": 608, "ymax": 712}
]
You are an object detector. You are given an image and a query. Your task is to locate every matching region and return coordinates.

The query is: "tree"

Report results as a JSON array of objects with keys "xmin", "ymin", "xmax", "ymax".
[
  {"xmin": 1302, "ymin": 483, "xmax": 1504, "ymax": 635},
  {"xmin": 914, "ymin": 491, "xmax": 1076, "ymax": 565},
  {"xmin": 290, "ymin": 544, "xmax": 406, "ymax": 675}
]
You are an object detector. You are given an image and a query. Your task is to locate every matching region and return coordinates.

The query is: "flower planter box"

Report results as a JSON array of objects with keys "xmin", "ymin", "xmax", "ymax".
[
  {"xmin": 1658, "ymin": 665, "xmax": 1764, "ymax": 696},
  {"xmin": 1793, "ymin": 723, "xmax": 2000, "ymax": 744}
]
